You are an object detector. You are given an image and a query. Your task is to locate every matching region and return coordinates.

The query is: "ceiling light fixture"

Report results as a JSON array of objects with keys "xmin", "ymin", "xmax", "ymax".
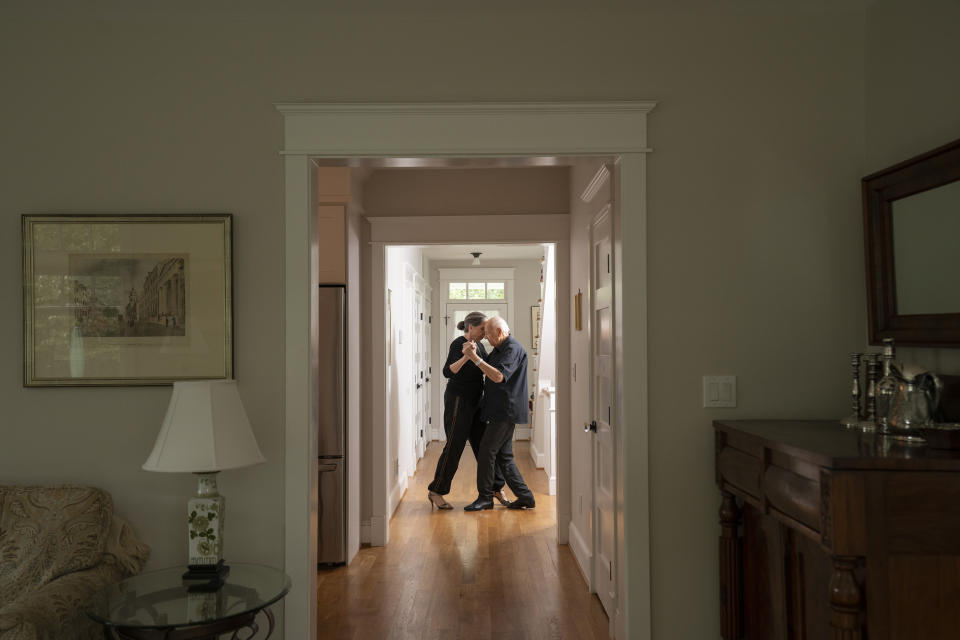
[{"xmin": 470, "ymin": 252, "xmax": 481, "ymax": 266}]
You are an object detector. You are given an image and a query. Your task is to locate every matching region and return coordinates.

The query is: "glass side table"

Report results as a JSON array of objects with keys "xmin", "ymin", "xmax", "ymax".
[{"xmin": 87, "ymin": 563, "xmax": 291, "ymax": 640}]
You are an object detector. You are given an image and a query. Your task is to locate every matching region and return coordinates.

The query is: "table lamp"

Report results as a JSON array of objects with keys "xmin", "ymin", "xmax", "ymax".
[{"xmin": 143, "ymin": 380, "xmax": 265, "ymax": 589}]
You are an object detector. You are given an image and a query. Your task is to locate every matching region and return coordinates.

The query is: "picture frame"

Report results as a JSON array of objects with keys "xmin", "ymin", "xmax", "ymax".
[{"xmin": 22, "ymin": 214, "xmax": 233, "ymax": 386}]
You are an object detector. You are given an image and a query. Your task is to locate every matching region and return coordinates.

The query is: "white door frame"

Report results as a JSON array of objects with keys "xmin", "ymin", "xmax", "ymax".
[{"xmin": 277, "ymin": 102, "xmax": 654, "ymax": 640}]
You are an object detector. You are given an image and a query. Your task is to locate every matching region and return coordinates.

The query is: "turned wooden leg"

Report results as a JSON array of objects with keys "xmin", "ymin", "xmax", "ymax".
[
  {"xmin": 719, "ymin": 490, "xmax": 743, "ymax": 640},
  {"xmin": 829, "ymin": 556, "xmax": 863, "ymax": 640}
]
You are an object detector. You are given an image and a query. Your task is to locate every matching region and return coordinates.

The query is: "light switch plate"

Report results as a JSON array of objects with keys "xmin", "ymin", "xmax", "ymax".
[{"xmin": 703, "ymin": 375, "xmax": 737, "ymax": 408}]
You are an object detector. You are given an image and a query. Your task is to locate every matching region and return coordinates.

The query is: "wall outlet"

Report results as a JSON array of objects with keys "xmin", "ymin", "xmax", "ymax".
[{"xmin": 703, "ymin": 375, "xmax": 736, "ymax": 408}]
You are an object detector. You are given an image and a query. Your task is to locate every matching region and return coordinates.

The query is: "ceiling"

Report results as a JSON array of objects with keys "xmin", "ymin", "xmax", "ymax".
[{"xmin": 416, "ymin": 243, "xmax": 545, "ymax": 261}]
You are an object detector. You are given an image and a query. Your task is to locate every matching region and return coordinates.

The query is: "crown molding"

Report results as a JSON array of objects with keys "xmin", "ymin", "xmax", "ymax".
[{"xmin": 275, "ymin": 101, "xmax": 657, "ymax": 116}]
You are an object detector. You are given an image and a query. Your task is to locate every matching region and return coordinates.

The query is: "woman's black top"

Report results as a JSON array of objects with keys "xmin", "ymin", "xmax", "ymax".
[{"xmin": 442, "ymin": 336, "xmax": 488, "ymax": 397}]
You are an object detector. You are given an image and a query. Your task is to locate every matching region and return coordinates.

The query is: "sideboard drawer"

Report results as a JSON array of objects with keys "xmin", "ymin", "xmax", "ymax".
[
  {"xmin": 717, "ymin": 445, "xmax": 762, "ymax": 500},
  {"xmin": 763, "ymin": 464, "xmax": 820, "ymax": 533}
]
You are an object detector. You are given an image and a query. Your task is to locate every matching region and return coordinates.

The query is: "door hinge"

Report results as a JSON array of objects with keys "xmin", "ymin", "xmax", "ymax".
[
  {"xmin": 420, "ymin": 312, "xmax": 423, "ymax": 320},
  {"xmin": 429, "ymin": 417, "xmax": 432, "ymax": 425},
  {"xmin": 608, "ymin": 405, "xmax": 611, "ymax": 424},
  {"xmin": 429, "ymin": 315, "xmax": 432, "ymax": 323},
  {"xmin": 607, "ymin": 253, "xmax": 610, "ymax": 274},
  {"xmin": 609, "ymin": 561, "xmax": 613, "ymax": 581}
]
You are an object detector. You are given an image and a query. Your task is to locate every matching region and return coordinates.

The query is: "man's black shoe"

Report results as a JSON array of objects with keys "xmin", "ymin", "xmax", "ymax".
[
  {"xmin": 464, "ymin": 497, "xmax": 494, "ymax": 511},
  {"xmin": 506, "ymin": 497, "xmax": 536, "ymax": 510}
]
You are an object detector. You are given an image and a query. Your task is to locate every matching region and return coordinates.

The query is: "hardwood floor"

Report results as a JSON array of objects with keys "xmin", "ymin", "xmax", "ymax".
[{"xmin": 318, "ymin": 440, "xmax": 609, "ymax": 639}]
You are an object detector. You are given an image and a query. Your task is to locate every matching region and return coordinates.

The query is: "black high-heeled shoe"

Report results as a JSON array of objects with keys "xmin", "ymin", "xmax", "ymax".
[
  {"xmin": 493, "ymin": 490, "xmax": 513, "ymax": 507},
  {"xmin": 428, "ymin": 491, "xmax": 453, "ymax": 510}
]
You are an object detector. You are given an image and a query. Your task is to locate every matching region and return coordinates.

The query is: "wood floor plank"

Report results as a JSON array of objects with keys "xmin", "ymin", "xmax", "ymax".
[{"xmin": 318, "ymin": 440, "xmax": 609, "ymax": 639}]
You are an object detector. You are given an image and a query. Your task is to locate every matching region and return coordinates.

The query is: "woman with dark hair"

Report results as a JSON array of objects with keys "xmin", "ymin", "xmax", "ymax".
[{"xmin": 427, "ymin": 311, "xmax": 512, "ymax": 509}]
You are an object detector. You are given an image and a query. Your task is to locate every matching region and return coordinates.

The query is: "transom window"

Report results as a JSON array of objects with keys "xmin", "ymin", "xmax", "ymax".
[{"xmin": 448, "ymin": 281, "xmax": 505, "ymax": 301}]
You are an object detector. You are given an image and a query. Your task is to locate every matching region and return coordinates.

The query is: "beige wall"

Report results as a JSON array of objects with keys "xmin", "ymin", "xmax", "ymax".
[
  {"xmin": 362, "ymin": 168, "xmax": 569, "ymax": 216},
  {"xmin": 0, "ymin": 4, "xmax": 877, "ymax": 638},
  {"xmin": 864, "ymin": 0, "xmax": 960, "ymax": 375}
]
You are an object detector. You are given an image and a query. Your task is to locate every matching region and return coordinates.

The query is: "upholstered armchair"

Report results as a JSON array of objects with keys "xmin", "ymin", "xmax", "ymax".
[{"xmin": 0, "ymin": 486, "xmax": 150, "ymax": 640}]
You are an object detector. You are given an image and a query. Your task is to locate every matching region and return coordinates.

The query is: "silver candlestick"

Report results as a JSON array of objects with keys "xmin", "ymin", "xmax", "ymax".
[
  {"xmin": 862, "ymin": 353, "xmax": 880, "ymax": 431},
  {"xmin": 841, "ymin": 352, "xmax": 863, "ymax": 429}
]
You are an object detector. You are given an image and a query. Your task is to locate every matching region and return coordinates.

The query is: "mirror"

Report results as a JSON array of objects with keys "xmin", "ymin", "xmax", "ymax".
[{"xmin": 863, "ymin": 137, "xmax": 960, "ymax": 346}]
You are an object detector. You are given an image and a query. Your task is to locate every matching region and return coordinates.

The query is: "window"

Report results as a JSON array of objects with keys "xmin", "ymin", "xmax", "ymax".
[
  {"xmin": 448, "ymin": 282, "xmax": 467, "ymax": 300},
  {"xmin": 448, "ymin": 281, "xmax": 506, "ymax": 301},
  {"xmin": 467, "ymin": 282, "xmax": 485, "ymax": 299}
]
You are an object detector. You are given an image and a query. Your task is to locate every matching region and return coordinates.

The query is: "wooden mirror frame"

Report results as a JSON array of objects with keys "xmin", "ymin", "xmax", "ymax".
[{"xmin": 863, "ymin": 137, "xmax": 960, "ymax": 347}]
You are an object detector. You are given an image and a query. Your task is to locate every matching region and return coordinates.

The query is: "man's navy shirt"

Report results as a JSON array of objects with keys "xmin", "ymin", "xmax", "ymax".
[{"xmin": 480, "ymin": 335, "xmax": 529, "ymax": 424}]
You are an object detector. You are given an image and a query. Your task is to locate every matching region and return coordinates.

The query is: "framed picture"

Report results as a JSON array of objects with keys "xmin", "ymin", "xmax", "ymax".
[
  {"xmin": 531, "ymin": 305, "xmax": 540, "ymax": 354},
  {"xmin": 22, "ymin": 214, "xmax": 233, "ymax": 386}
]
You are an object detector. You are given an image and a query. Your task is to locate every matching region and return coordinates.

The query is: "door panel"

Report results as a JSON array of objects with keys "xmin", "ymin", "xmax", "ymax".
[{"xmin": 591, "ymin": 203, "xmax": 617, "ymax": 617}]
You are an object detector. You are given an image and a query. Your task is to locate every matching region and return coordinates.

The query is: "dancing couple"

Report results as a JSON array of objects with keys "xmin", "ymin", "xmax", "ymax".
[{"xmin": 426, "ymin": 311, "xmax": 536, "ymax": 512}]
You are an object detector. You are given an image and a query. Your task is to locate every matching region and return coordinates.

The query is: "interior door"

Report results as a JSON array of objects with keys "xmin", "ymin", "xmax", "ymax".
[
  {"xmin": 590, "ymin": 202, "xmax": 617, "ymax": 618},
  {"xmin": 423, "ymin": 287, "xmax": 433, "ymax": 449},
  {"xmin": 414, "ymin": 284, "xmax": 427, "ymax": 460}
]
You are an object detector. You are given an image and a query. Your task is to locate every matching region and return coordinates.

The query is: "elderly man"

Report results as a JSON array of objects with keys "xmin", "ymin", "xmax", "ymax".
[{"xmin": 461, "ymin": 316, "xmax": 536, "ymax": 511}]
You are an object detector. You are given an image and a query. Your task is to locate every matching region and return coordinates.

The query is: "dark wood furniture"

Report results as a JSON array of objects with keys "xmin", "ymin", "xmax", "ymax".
[{"xmin": 715, "ymin": 419, "xmax": 960, "ymax": 640}]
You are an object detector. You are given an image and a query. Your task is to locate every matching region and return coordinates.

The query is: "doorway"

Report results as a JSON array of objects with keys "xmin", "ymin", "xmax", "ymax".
[{"xmin": 278, "ymin": 102, "xmax": 654, "ymax": 640}]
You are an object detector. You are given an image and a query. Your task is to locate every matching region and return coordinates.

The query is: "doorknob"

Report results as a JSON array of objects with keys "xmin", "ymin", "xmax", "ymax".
[{"xmin": 584, "ymin": 420, "xmax": 598, "ymax": 433}]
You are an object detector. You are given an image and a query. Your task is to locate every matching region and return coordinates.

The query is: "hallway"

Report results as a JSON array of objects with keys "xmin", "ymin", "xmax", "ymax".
[{"xmin": 317, "ymin": 441, "xmax": 609, "ymax": 639}]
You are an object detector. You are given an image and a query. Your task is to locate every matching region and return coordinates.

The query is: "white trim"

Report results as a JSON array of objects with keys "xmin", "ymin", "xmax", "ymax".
[
  {"xmin": 360, "ymin": 519, "xmax": 371, "ymax": 545},
  {"xmin": 580, "ymin": 164, "xmax": 612, "ymax": 203},
  {"xmin": 369, "ymin": 243, "xmax": 388, "ymax": 548},
  {"xmin": 389, "ymin": 475, "xmax": 407, "ymax": 517},
  {"xmin": 369, "ymin": 515, "xmax": 386, "ymax": 547},
  {"xmin": 569, "ymin": 520, "xmax": 594, "ymax": 591},
  {"xmin": 514, "ymin": 426, "xmax": 532, "ymax": 440},
  {"xmin": 278, "ymin": 101, "xmax": 653, "ymax": 640},
  {"xmin": 530, "ymin": 440, "xmax": 546, "ymax": 468},
  {"xmin": 437, "ymin": 267, "xmax": 516, "ymax": 282},
  {"xmin": 276, "ymin": 101, "xmax": 657, "ymax": 116},
  {"xmin": 282, "ymin": 154, "xmax": 317, "ymax": 640}
]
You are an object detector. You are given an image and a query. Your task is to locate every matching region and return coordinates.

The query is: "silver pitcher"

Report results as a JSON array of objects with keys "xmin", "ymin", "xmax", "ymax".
[{"xmin": 883, "ymin": 367, "xmax": 942, "ymax": 436}]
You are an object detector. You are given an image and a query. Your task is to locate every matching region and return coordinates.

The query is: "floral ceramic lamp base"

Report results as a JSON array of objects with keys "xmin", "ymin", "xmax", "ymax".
[{"xmin": 184, "ymin": 472, "xmax": 229, "ymax": 589}]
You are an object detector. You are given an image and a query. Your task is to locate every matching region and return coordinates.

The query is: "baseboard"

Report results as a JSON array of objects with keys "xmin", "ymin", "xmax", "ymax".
[
  {"xmin": 568, "ymin": 520, "xmax": 593, "ymax": 590},
  {"xmin": 613, "ymin": 606, "xmax": 624, "ymax": 640},
  {"xmin": 369, "ymin": 515, "xmax": 386, "ymax": 547},
  {"xmin": 389, "ymin": 476, "xmax": 407, "ymax": 518},
  {"xmin": 529, "ymin": 441, "xmax": 545, "ymax": 468},
  {"xmin": 514, "ymin": 426, "xmax": 532, "ymax": 440},
  {"xmin": 360, "ymin": 519, "xmax": 371, "ymax": 544}
]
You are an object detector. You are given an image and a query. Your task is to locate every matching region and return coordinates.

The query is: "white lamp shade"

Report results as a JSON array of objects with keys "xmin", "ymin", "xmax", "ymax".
[{"xmin": 143, "ymin": 380, "xmax": 266, "ymax": 473}]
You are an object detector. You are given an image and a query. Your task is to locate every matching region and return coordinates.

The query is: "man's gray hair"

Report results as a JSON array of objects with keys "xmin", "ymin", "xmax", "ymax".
[{"xmin": 486, "ymin": 316, "xmax": 510, "ymax": 335}]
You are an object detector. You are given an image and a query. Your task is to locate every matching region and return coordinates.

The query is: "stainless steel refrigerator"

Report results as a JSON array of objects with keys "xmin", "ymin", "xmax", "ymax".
[{"xmin": 317, "ymin": 284, "xmax": 346, "ymax": 565}]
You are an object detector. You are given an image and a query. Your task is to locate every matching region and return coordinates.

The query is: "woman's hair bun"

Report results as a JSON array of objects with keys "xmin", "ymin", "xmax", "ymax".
[{"xmin": 456, "ymin": 320, "xmax": 466, "ymax": 331}]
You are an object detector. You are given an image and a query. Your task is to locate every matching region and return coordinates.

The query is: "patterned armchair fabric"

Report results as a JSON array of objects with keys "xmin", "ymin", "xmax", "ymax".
[{"xmin": 0, "ymin": 486, "xmax": 150, "ymax": 640}]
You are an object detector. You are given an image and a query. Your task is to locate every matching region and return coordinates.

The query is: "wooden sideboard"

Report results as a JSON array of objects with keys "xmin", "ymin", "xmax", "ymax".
[{"xmin": 714, "ymin": 420, "xmax": 960, "ymax": 640}]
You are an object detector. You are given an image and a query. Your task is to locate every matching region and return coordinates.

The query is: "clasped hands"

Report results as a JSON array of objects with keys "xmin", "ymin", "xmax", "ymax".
[{"xmin": 462, "ymin": 340, "xmax": 481, "ymax": 362}]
